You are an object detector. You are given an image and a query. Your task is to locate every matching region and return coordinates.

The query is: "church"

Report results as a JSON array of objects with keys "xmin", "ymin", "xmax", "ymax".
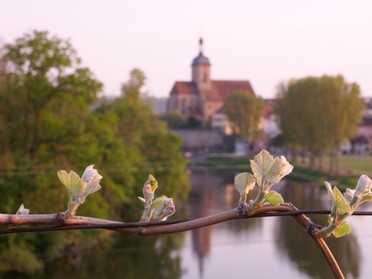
[{"xmin": 167, "ymin": 38, "xmax": 256, "ymax": 126}]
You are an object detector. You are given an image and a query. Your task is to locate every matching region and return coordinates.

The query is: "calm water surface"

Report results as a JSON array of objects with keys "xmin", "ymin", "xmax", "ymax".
[
  {"xmin": 12, "ymin": 169, "xmax": 372, "ymax": 279},
  {"xmin": 178, "ymin": 169, "xmax": 372, "ymax": 279}
]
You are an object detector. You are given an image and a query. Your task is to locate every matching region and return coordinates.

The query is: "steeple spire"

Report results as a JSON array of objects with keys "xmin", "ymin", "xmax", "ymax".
[
  {"xmin": 199, "ymin": 37, "xmax": 204, "ymax": 54},
  {"xmin": 191, "ymin": 37, "xmax": 211, "ymax": 88}
]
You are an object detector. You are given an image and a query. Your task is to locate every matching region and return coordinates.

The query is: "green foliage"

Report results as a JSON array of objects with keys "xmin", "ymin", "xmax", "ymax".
[
  {"xmin": 250, "ymin": 150, "xmax": 293, "ymax": 189},
  {"xmin": 320, "ymin": 175, "xmax": 372, "ymax": 238},
  {"xmin": 0, "ymin": 245, "xmax": 44, "ymax": 274},
  {"xmin": 224, "ymin": 91, "xmax": 265, "ymax": 149},
  {"xmin": 233, "ymin": 150, "xmax": 372, "ymax": 240},
  {"xmin": 275, "ymin": 75, "xmax": 364, "ymax": 169},
  {"xmin": 265, "ymin": 191, "xmax": 284, "ymax": 206},
  {"xmin": 332, "ymin": 222, "xmax": 352, "ymax": 238},
  {"xmin": 139, "ymin": 175, "xmax": 176, "ymax": 222},
  {"xmin": 234, "ymin": 150, "xmax": 293, "ymax": 208},
  {"xmin": 58, "ymin": 165, "xmax": 102, "ymax": 217},
  {"xmin": 0, "ymin": 31, "xmax": 189, "ymax": 275},
  {"xmin": 234, "ymin": 172, "xmax": 255, "ymax": 205}
]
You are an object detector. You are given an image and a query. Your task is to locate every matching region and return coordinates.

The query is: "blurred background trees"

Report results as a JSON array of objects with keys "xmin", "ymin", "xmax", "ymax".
[
  {"xmin": 0, "ymin": 30, "xmax": 189, "ymax": 275},
  {"xmin": 275, "ymin": 75, "xmax": 364, "ymax": 172},
  {"xmin": 224, "ymin": 91, "xmax": 265, "ymax": 152}
]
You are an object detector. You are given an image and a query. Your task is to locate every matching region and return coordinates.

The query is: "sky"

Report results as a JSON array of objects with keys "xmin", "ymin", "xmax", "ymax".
[{"xmin": 1, "ymin": 0, "xmax": 371, "ymax": 98}]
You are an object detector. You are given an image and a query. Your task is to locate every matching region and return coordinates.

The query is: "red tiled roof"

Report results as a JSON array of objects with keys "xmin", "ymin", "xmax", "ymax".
[
  {"xmin": 263, "ymin": 99, "xmax": 276, "ymax": 119},
  {"xmin": 170, "ymin": 80, "xmax": 255, "ymax": 101},
  {"xmin": 204, "ymin": 80, "xmax": 255, "ymax": 101},
  {"xmin": 170, "ymin": 82, "xmax": 198, "ymax": 95}
]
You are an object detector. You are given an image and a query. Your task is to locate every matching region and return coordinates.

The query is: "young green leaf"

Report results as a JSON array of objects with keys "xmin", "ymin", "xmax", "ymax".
[
  {"xmin": 234, "ymin": 172, "xmax": 255, "ymax": 195},
  {"xmin": 146, "ymin": 175, "xmax": 158, "ymax": 192},
  {"xmin": 265, "ymin": 191, "xmax": 284, "ymax": 206},
  {"xmin": 57, "ymin": 170, "xmax": 84, "ymax": 195},
  {"xmin": 250, "ymin": 150, "xmax": 275, "ymax": 186},
  {"xmin": 250, "ymin": 150, "xmax": 293, "ymax": 187},
  {"xmin": 332, "ymin": 222, "xmax": 352, "ymax": 238},
  {"xmin": 324, "ymin": 181, "xmax": 334, "ymax": 199},
  {"xmin": 333, "ymin": 187, "xmax": 351, "ymax": 215},
  {"xmin": 358, "ymin": 193, "xmax": 372, "ymax": 204},
  {"xmin": 325, "ymin": 181, "xmax": 337, "ymax": 215},
  {"xmin": 150, "ymin": 196, "xmax": 176, "ymax": 221}
]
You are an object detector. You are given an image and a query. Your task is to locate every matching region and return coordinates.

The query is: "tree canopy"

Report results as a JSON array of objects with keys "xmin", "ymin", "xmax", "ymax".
[
  {"xmin": 224, "ymin": 91, "xmax": 265, "ymax": 150},
  {"xmin": 275, "ymin": 75, "xmax": 364, "ymax": 170},
  {"xmin": 0, "ymin": 30, "xmax": 189, "ymax": 274}
]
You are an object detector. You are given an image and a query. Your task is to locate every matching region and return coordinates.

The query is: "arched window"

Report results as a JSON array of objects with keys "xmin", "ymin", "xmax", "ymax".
[{"xmin": 203, "ymin": 72, "xmax": 208, "ymax": 83}]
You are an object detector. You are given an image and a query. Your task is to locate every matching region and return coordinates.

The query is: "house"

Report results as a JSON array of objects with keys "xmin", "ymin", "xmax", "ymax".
[
  {"xmin": 210, "ymin": 107, "xmax": 232, "ymax": 135},
  {"xmin": 167, "ymin": 38, "xmax": 255, "ymax": 125},
  {"xmin": 351, "ymin": 97, "xmax": 372, "ymax": 154}
]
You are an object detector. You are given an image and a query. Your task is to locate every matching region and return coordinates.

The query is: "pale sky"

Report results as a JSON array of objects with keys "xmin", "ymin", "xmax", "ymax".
[{"xmin": 1, "ymin": 0, "xmax": 371, "ymax": 98}]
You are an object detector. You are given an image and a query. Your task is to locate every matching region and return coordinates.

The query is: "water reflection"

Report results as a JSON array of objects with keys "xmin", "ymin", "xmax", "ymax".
[
  {"xmin": 20, "ymin": 234, "xmax": 184, "ymax": 279},
  {"xmin": 188, "ymin": 169, "xmax": 223, "ymax": 276},
  {"xmin": 185, "ymin": 170, "xmax": 365, "ymax": 279},
  {"xmin": 276, "ymin": 183, "xmax": 362, "ymax": 279},
  {"xmin": 0, "ymin": 170, "xmax": 370, "ymax": 278}
]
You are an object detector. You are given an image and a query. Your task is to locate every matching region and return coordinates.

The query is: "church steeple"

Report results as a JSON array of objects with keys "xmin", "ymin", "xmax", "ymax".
[
  {"xmin": 199, "ymin": 37, "xmax": 204, "ymax": 54},
  {"xmin": 191, "ymin": 37, "xmax": 211, "ymax": 88}
]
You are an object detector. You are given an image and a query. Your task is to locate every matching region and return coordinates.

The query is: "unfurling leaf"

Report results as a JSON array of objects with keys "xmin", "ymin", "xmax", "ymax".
[
  {"xmin": 57, "ymin": 170, "xmax": 84, "ymax": 196},
  {"xmin": 354, "ymin": 174, "xmax": 372, "ymax": 198},
  {"xmin": 142, "ymin": 174, "xmax": 158, "ymax": 202},
  {"xmin": 58, "ymin": 165, "xmax": 103, "ymax": 217},
  {"xmin": 332, "ymin": 222, "xmax": 352, "ymax": 238},
  {"xmin": 358, "ymin": 193, "xmax": 372, "ymax": 204},
  {"xmin": 138, "ymin": 197, "xmax": 146, "ymax": 203},
  {"xmin": 145, "ymin": 175, "xmax": 158, "ymax": 192},
  {"xmin": 265, "ymin": 191, "xmax": 284, "ymax": 206},
  {"xmin": 250, "ymin": 150, "xmax": 293, "ymax": 187},
  {"xmin": 333, "ymin": 187, "xmax": 351, "ymax": 215},
  {"xmin": 250, "ymin": 150, "xmax": 275, "ymax": 186},
  {"xmin": 139, "ymin": 175, "xmax": 176, "ymax": 222},
  {"xmin": 16, "ymin": 204, "xmax": 30, "ymax": 215},
  {"xmin": 324, "ymin": 181, "xmax": 334, "ymax": 199},
  {"xmin": 343, "ymin": 188, "xmax": 355, "ymax": 203},
  {"xmin": 151, "ymin": 196, "xmax": 176, "ymax": 221},
  {"xmin": 234, "ymin": 172, "xmax": 255, "ymax": 195},
  {"xmin": 82, "ymin": 165, "xmax": 102, "ymax": 195},
  {"xmin": 324, "ymin": 181, "xmax": 336, "ymax": 215}
]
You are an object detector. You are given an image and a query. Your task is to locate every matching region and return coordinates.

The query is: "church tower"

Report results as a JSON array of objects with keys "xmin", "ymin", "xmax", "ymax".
[{"xmin": 191, "ymin": 38, "xmax": 211, "ymax": 89}]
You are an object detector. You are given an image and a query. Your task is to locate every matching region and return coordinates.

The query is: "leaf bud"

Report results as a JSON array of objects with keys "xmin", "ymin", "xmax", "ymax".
[{"xmin": 354, "ymin": 174, "xmax": 372, "ymax": 198}]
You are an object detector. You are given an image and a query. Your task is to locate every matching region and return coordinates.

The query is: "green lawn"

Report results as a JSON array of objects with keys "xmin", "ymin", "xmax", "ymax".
[
  {"xmin": 294, "ymin": 155, "xmax": 372, "ymax": 176},
  {"xmin": 337, "ymin": 155, "xmax": 372, "ymax": 175},
  {"xmin": 190, "ymin": 153, "xmax": 372, "ymax": 189},
  {"xmin": 192, "ymin": 154, "xmax": 372, "ymax": 174}
]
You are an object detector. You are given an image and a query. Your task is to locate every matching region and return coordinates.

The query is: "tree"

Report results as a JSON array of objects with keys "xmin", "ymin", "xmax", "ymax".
[
  {"xmin": 224, "ymin": 91, "xmax": 265, "ymax": 151},
  {"xmin": 165, "ymin": 112, "xmax": 187, "ymax": 129},
  {"xmin": 275, "ymin": 75, "xmax": 364, "ymax": 171},
  {"xmin": 107, "ymin": 69, "xmax": 190, "ymax": 202},
  {"xmin": 0, "ymin": 30, "xmax": 106, "ymax": 274},
  {"xmin": 0, "ymin": 32, "xmax": 190, "ymax": 274},
  {"xmin": 0, "ymin": 30, "xmax": 102, "ymax": 166}
]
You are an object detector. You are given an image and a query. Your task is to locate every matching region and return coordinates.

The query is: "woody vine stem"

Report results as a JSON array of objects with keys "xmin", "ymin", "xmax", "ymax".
[{"xmin": 3, "ymin": 150, "xmax": 372, "ymax": 279}]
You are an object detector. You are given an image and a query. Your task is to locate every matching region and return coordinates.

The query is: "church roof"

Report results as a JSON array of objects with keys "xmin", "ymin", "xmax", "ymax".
[
  {"xmin": 170, "ymin": 81, "xmax": 198, "ymax": 95},
  {"xmin": 170, "ymin": 80, "xmax": 255, "ymax": 101},
  {"xmin": 192, "ymin": 52, "xmax": 211, "ymax": 66},
  {"xmin": 207, "ymin": 80, "xmax": 254, "ymax": 101}
]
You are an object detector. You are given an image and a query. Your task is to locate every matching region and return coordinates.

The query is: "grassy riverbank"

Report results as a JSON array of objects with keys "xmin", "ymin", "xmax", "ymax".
[{"xmin": 189, "ymin": 154, "xmax": 372, "ymax": 190}]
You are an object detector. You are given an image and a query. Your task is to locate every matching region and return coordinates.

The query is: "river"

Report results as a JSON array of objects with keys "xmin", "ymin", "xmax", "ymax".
[
  {"xmin": 179, "ymin": 169, "xmax": 372, "ymax": 279},
  {"xmin": 9, "ymin": 168, "xmax": 372, "ymax": 279}
]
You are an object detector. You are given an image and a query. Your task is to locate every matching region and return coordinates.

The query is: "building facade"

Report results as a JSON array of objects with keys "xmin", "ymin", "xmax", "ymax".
[{"xmin": 167, "ymin": 38, "xmax": 255, "ymax": 125}]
